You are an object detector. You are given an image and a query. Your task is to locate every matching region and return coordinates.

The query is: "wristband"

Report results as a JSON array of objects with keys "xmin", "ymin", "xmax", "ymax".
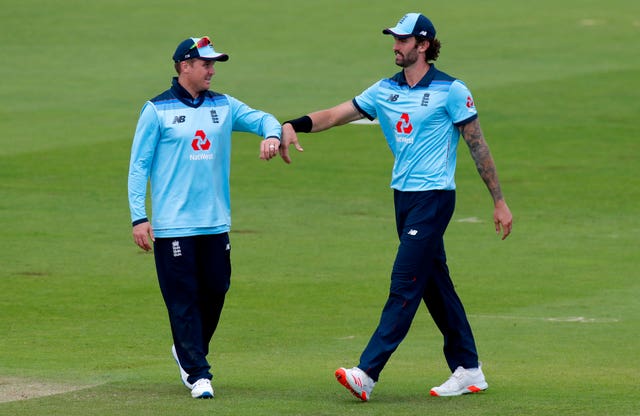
[
  {"xmin": 284, "ymin": 115, "xmax": 312, "ymax": 133},
  {"xmin": 132, "ymin": 218, "xmax": 149, "ymax": 227}
]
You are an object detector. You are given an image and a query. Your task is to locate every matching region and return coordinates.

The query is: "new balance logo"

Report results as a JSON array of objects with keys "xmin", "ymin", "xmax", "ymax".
[
  {"xmin": 173, "ymin": 115, "xmax": 186, "ymax": 124},
  {"xmin": 408, "ymin": 229, "xmax": 418, "ymax": 236},
  {"xmin": 388, "ymin": 94, "xmax": 399, "ymax": 102}
]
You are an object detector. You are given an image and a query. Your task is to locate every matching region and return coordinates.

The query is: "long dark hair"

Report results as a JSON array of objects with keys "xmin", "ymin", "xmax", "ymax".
[{"xmin": 416, "ymin": 36, "xmax": 441, "ymax": 62}]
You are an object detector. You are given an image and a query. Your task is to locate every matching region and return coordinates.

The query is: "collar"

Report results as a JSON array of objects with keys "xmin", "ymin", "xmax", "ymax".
[
  {"xmin": 170, "ymin": 77, "xmax": 206, "ymax": 108},
  {"xmin": 391, "ymin": 64, "xmax": 438, "ymax": 88}
]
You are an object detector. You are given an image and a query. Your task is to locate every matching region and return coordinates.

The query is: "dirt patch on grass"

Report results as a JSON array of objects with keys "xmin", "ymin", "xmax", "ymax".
[{"xmin": 0, "ymin": 376, "xmax": 93, "ymax": 403}]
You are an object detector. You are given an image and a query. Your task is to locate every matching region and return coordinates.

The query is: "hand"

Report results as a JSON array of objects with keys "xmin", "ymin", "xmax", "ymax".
[
  {"xmin": 260, "ymin": 137, "xmax": 281, "ymax": 161},
  {"xmin": 494, "ymin": 199, "xmax": 513, "ymax": 240},
  {"xmin": 279, "ymin": 123, "xmax": 304, "ymax": 164},
  {"xmin": 133, "ymin": 221, "xmax": 154, "ymax": 251}
]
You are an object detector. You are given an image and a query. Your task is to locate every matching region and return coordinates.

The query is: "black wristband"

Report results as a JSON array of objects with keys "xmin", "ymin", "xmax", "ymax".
[{"xmin": 284, "ymin": 115, "xmax": 312, "ymax": 133}]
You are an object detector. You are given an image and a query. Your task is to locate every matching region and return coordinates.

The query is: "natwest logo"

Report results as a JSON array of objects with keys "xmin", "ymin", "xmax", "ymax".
[
  {"xmin": 466, "ymin": 96, "xmax": 475, "ymax": 108},
  {"xmin": 191, "ymin": 130, "xmax": 211, "ymax": 151},
  {"xmin": 395, "ymin": 113, "xmax": 413, "ymax": 134}
]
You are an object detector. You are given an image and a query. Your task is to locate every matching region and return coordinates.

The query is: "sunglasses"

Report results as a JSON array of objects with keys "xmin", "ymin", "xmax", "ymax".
[{"xmin": 191, "ymin": 36, "xmax": 212, "ymax": 50}]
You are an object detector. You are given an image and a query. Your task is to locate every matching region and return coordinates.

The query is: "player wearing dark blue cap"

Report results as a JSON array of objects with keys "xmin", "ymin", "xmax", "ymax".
[
  {"xmin": 128, "ymin": 36, "xmax": 286, "ymax": 399},
  {"xmin": 281, "ymin": 12, "xmax": 513, "ymax": 401}
]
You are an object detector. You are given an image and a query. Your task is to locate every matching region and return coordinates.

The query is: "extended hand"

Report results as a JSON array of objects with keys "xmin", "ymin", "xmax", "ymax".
[{"xmin": 279, "ymin": 123, "xmax": 304, "ymax": 164}]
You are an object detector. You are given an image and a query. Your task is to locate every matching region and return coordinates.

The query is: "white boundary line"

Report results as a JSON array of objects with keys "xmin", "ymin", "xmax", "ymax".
[
  {"xmin": 455, "ymin": 217, "xmax": 484, "ymax": 223},
  {"xmin": 469, "ymin": 314, "xmax": 620, "ymax": 323}
]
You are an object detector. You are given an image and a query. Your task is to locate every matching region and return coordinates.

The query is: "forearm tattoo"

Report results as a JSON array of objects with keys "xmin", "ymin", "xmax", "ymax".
[{"xmin": 460, "ymin": 119, "xmax": 504, "ymax": 203}]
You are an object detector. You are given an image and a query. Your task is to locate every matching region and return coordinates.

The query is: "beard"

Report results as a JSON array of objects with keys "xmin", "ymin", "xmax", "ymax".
[{"xmin": 395, "ymin": 47, "xmax": 420, "ymax": 68}]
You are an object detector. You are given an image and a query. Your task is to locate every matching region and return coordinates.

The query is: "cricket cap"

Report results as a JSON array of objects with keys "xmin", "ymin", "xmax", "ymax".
[
  {"xmin": 172, "ymin": 36, "xmax": 229, "ymax": 62},
  {"xmin": 383, "ymin": 13, "xmax": 436, "ymax": 39}
]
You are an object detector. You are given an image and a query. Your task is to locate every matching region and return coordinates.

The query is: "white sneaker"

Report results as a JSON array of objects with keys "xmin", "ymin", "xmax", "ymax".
[
  {"xmin": 429, "ymin": 365, "xmax": 488, "ymax": 397},
  {"xmin": 171, "ymin": 344, "xmax": 193, "ymax": 389},
  {"xmin": 335, "ymin": 367, "xmax": 376, "ymax": 401},
  {"xmin": 190, "ymin": 378, "xmax": 214, "ymax": 399}
]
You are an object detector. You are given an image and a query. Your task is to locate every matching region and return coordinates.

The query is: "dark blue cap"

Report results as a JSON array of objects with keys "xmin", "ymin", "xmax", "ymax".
[
  {"xmin": 383, "ymin": 13, "xmax": 436, "ymax": 39},
  {"xmin": 172, "ymin": 36, "xmax": 229, "ymax": 62}
]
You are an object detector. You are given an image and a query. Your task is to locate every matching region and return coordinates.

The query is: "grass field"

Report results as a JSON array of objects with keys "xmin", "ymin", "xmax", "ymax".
[{"xmin": 1, "ymin": 0, "xmax": 639, "ymax": 415}]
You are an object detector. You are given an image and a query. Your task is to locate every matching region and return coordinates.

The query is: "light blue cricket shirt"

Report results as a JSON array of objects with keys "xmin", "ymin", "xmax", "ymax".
[
  {"xmin": 128, "ymin": 78, "xmax": 281, "ymax": 238},
  {"xmin": 353, "ymin": 65, "xmax": 478, "ymax": 191}
]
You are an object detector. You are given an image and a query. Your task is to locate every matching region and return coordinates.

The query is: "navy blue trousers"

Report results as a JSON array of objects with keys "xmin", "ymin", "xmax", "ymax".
[
  {"xmin": 153, "ymin": 233, "xmax": 231, "ymax": 383},
  {"xmin": 358, "ymin": 190, "xmax": 479, "ymax": 381}
]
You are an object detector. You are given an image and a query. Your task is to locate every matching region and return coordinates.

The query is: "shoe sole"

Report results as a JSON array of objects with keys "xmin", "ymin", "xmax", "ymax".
[
  {"xmin": 335, "ymin": 368, "xmax": 368, "ymax": 401},
  {"xmin": 193, "ymin": 392, "xmax": 214, "ymax": 399},
  {"xmin": 430, "ymin": 384, "xmax": 488, "ymax": 397}
]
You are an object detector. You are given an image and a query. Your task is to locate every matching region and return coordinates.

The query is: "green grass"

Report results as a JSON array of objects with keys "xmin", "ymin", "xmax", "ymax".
[{"xmin": 1, "ymin": 0, "xmax": 639, "ymax": 414}]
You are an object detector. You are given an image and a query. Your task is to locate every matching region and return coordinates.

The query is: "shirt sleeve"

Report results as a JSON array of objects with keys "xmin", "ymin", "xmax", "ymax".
[
  {"xmin": 447, "ymin": 80, "xmax": 478, "ymax": 126},
  {"xmin": 353, "ymin": 81, "xmax": 380, "ymax": 120},
  {"xmin": 127, "ymin": 102, "xmax": 160, "ymax": 224},
  {"xmin": 227, "ymin": 96, "xmax": 282, "ymax": 140}
]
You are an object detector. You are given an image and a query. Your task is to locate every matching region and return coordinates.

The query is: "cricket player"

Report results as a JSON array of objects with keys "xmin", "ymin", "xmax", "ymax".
[
  {"xmin": 128, "ymin": 36, "xmax": 284, "ymax": 399},
  {"xmin": 281, "ymin": 12, "xmax": 513, "ymax": 401}
]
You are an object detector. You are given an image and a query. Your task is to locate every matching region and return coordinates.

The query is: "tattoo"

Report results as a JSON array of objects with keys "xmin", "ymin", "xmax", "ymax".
[{"xmin": 460, "ymin": 119, "xmax": 503, "ymax": 203}]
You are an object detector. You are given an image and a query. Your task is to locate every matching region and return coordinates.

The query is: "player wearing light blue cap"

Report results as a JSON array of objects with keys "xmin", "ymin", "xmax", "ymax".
[
  {"xmin": 128, "ymin": 36, "xmax": 286, "ymax": 399},
  {"xmin": 281, "ymin": 13, "xmax": 513, "ymax": 401}
]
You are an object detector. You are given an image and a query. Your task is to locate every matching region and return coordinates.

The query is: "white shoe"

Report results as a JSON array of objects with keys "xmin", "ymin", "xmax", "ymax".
[
  {"xmin": 335, "ymin": 367, "xmax": 376, "ymax": 401},
  {"xmin": 190, "ymin": 378, "xmax": 214, "ymax": 399},
  {"xmin": 171, "ymin": 344, "xmax": 193, "ymax": 389},
  {"xmin": 430, "ymin": 365, "xmax": 488, "ymax": 397}
]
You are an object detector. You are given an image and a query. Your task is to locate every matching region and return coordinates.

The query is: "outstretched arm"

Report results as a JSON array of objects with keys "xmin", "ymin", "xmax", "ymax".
[
  {"xmin": 306, "ymin": 101, "xmax": 364, "ymax": 131},
  {"xmin": 460, "ymin": 118, "xmax": 513, "ymax": 239},
  {"xmin": 280, "ymin": 101, "xmax": 364, "ymax": 163}
]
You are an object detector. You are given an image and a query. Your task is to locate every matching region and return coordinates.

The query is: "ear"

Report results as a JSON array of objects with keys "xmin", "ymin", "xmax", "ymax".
[
  {"xmin": 418, "ymin": 39, "xmax": 430, "ymax": 53},
  {"xmin": 180, "ymin": 60, "xmax": 193, "ymax": 73}
]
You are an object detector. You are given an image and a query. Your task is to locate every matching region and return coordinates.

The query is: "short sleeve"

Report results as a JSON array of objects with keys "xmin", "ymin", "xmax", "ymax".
[
  {"xmin": 353, "ymin": 81, "xmax": 382, "ymax": 120},
  {"xmin": 447, "ymin": 80, "xmax": 478, "ymax": 126}
]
